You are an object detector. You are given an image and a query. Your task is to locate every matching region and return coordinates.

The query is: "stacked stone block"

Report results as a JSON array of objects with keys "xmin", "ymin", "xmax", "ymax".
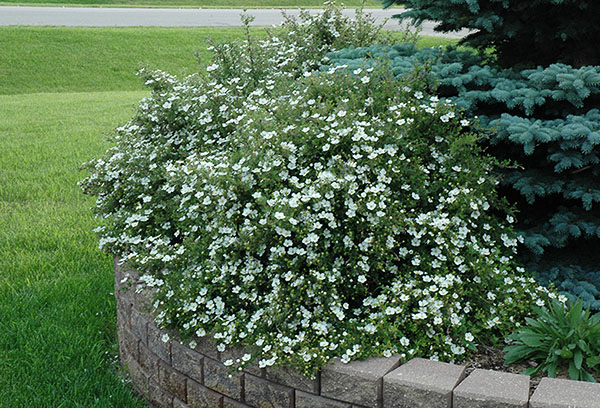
[{"xmin": 114, "ymin": 256, "xmax": 600, "ymax": 408}]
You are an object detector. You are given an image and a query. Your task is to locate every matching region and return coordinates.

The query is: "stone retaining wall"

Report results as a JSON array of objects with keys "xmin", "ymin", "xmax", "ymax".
[{"xmin": 114, "ymin": 256, "xmax": 600, "ymax": 408}]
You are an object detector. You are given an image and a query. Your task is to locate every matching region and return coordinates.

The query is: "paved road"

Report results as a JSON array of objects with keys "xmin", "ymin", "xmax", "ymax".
[{"xmin": 0, "ymin": 6, "xmax": 470, "ymax": 38}]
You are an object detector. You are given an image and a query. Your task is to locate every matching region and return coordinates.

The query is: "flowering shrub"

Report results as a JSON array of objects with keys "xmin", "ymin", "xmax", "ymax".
[
  {"xmin": 82, "ymin": 6, "xmax": 554, "ymax": 375},
  {"xmin": 205, "ymin": 2, "xmax": 406, "ymax": 87}
]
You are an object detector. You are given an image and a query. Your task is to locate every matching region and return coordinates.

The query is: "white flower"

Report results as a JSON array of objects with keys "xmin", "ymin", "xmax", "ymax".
[
  {"xmin": 465, "ymin": 332, "xmax": 474, "ymax": 342},
  {"xmin": 161, "ymin": 333, "xmax": 170, "ymax": 343}
]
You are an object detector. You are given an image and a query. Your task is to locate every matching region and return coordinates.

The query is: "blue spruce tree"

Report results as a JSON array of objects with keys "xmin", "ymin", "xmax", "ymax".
[{"xmin": 381, "ymin": 0, "xmax": 600, "ymax": 68}]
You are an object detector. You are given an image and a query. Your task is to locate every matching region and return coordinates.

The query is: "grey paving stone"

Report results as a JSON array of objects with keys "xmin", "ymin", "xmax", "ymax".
[
  {"xmin": 134, "ymin": 284, "xmax": 157, "ymax": 314},
  {"xmin": 453, "ymin": 369, "xmax": 529, "ymax": 408},
  {"xmin": 265, "ymin": 365, "xmax": 318, "ymax": 393},
  {"xmin": 191, "ymin": 333, "xmax": 220, "ymax": 360},
  {"xmin": 171, "ymin": 340, "xmax": 204, "ymax": 384},
  {"xmin": 173, "ymin": 398, "xmax": 188, "ymax": 408},
  {"xmin": 138, "ymin": 341, "xmax": 160, "ymax": 381},
  {"xmin": 321, "ymin": 355, "xmax": 401, "ymax": 408},
  {"xmin": 383, "ymin": 358, "xmax": 466, "ymax": 408},
  {"xmin": 116, "ymin": 295, "xmax": 133, "ymax": 327},
  {"xmin": 223, "ymin": 397, "xmax": 252, "ymax": 408},
  {"xmin": 159, "ymin": 360, "xmax": 188, "ymax": 402},
  {"xmin": 147, "ymin": 378, "xmax": 174, "ymax": 408},
  {"xmin": 244, "ymin": 373, "xmax": 294, "ymax": 408},
  {"xmin": 147, "ymin": 321, "xmax": 172, "ymax": 364},
  {"xmin": 203, "ymin": 357, "xmax": 243, "ymax": 400},
  {"xmin": 118, "ymin": 325, "xmax": 139, "ymax": 363},
  {"xmin": 125, "ymin": 354, "xmax": 148, "ymax": 395},
  {"xmin": 530, "ymin": 377, "xmax": 600, "ymax": 408},
  {"xmin": 296, "ymin": 390, "xmax": 351, "ymax": 408},
  {"xmin": 188, "ymin": 379, "xmax": 224, "ymax": 408},
  {"xmin": 130, "ymin": 308, "xmax": 149, "ymax": 345}
]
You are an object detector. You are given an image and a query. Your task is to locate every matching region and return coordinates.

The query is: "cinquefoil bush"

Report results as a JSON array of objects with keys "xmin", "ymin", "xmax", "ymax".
[{"xmin": 81, "ymin": 9, "xmax": 555, "ymax": 375}]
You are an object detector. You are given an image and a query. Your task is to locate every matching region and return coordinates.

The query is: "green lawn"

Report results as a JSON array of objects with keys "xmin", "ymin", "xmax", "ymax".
[
  {"xmin": 0, "ymin": 27, "xmax": 252, "ymax": 95},
  {"xmin": 0, "ymin": 26, "xmax": 455, "ymax": 95},
  {"xmin": 0, "ymin": 90, "xmax": 148, "ymax": 407},
  {"xmin": 0, "ymin": 25, "xmax": 454, "ymax": 407},
  {"xmin": 0, "ymin": 0, "xmax": 394, "ymax": 7}
]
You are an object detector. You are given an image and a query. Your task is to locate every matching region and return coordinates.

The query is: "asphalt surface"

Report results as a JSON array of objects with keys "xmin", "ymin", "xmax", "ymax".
[{"xmin": 0, "ymin": 6, "xmax": 471, "ymax": 38}]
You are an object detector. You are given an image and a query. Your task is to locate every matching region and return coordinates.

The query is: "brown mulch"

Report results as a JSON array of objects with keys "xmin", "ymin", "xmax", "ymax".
[
  {"xmin": 463, "ymin": 344, "xmax": 600, "ymax": 395},
  {"xmin": 464, "ymin": 345, "xmax": 548, "ymax": 395}
]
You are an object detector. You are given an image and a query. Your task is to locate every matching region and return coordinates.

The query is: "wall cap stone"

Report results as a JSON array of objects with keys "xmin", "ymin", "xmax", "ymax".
[
  {"xmin": 529, "ymin": 377, "xmax": 600, "ymax": 408},
  {"xmin": 383, "ymin": 358, "xmax": 465, "ymax": 408},
  {"xmin": 453, "ymin": 369, "xmax": 529, "ymax": 408}
]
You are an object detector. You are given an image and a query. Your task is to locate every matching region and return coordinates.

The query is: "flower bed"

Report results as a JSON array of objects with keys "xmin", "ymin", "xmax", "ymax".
[{"xmin": 84, "ymin": 2, "xmax": 560, "ymax": 385}]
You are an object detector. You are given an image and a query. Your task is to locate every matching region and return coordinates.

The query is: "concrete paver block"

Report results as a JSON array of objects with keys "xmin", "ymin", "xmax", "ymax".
[
  {"xmin": 453, "ymin": 369, "xmax": 529, "ymax": 408},
  {"xmin": 203, "ymin": 357, "xmax": 243, "ymax": 400},
  {"xmin": 187, "ymin": 378, "xmax": 224, "ymax": 408},
  {"xmin": 322, "ymin": 355, "xmax": 401, "ymax": 408},
  {"xmin": 265, "ymin": 365, "xmax": 319, "ymax": 394},
  {"xmin": 296, "ymin": 390, "xmax": 351, "ymax": 408},
  {"xmin": 244, "ymin": 373, "xmax": 294, "ymax": 408},
  {"xmin": 147, "ymin": 379, "xmax": 174, "ymax": 408},
  {"xmin": 147, "ymin": 322, "xmax": 172, "ymax": 364},
  {"xmin": 530, "ymin": 377, "xmax": 600, "ymax": 408},
  {"xmin": 130, "ymin": 308, "xmax": 149, "ymax": 345},
  {"xmin": 383, "ymin": 357, "xmax": 466, "ymax": 408},
  {"xmin": 159, "ymin": 360, "xmax": 188, "ymax": 402},
  {"xmin": 173, "ymin": 398, "xmax": 187, "ymax": 408},
  {"xmin": 191, "ymin": 332, "xmax": 219, "ymax": 360},
  {"xmin": 171, "ymin": 340, "xmax": 204, "ymax": 384},
  {"xmin": 223, "ymin": 397, "xmax": 252, "ymax": 408},
  {"xmin": 138, "ymin": 341, "xmax": 160, "ymax": 381}
]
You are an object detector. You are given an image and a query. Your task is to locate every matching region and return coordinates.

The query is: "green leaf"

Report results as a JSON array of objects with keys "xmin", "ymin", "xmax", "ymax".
[
  {"xmin": 577, "ymin": 339, "xmax": 589, "ymax": 353},
  {"xmin": 523, "ymin": 366, "xmax": 541, "ymax": 377},
  {"xmin": 574, "ymin": 351, "xmax": 583, "ymax": 369},
  {"xmin": 580, "ymin": 370, "xmax": 597, "ymax": 383},
  {"xmin": 568, "ymin": 361, "xmax": 580, "ymax": 380},
  {"xmin": 520, "ymin": 333, "xmax": 544, "ymax": 348},
  {"xmin": 561, "ymin": 347, "xmax": 573, "ymax": 359},
  {"xmin": 569, "ymin": 300, "xmax": 584, "ymax": 328},
  {"xmin": 504, "ymin": 344, "xmax": 534, "ymax": 365},
  {"xmin": 587, "ymin": 356, "xmax": 600, "ymax": 368},
  {"xmin": 546, "ymin": 362, "xmax": 557, "ymax": 378}
]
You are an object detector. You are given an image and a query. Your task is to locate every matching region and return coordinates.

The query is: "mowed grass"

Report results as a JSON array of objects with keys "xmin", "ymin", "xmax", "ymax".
[
  {"xmin": 0, "ymin": 90, "xmax": 148, "ymax": 407},
  {"xmin": 0, "ymin": 25, "xmax": 454, "ymax": 407},
  {"xmin": 0, "ymin": 27, "xmax": 252, "ymax": 95},
  {"xmin": 0, "ymin": 0, "xmax": 393, "ymax": 8},
  {"xmin": 0, "ymin": 26, "xmax": 456, "ymax": 95}
]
